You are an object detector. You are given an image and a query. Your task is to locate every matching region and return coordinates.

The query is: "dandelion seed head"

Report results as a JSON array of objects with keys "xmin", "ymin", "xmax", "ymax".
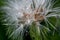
[{"xmin": 1, "ymin": 0, "xmax": 60, "ymax": 40}]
